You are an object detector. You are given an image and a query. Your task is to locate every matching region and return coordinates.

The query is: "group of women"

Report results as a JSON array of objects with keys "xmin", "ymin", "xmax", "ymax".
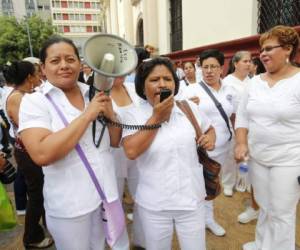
[{"xmin": 2, "ymin": 24, "xmax": 299, "ymax": 250}]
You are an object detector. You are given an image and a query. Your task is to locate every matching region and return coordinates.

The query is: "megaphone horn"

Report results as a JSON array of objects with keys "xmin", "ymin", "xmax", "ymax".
[{"xmin": 83, "ymin": 34, "xmax": 138, "ymax": 93}]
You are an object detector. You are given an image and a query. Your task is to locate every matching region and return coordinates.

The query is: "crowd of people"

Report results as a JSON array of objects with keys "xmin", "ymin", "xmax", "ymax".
[{"xmin": 0, "ymin": 24, "xmax": 299, "ymax": 250}]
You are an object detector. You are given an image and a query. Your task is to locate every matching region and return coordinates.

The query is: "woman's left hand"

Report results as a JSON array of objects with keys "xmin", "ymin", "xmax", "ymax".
[
  {"xmin": 98, "ymin": 92, "xmax": 116, "ymax": 121},
  {"xmin": 197, "ymin": 134, "xmax": 215, "ymax": 151}
]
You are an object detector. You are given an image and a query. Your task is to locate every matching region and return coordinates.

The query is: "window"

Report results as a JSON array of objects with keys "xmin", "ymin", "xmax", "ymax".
[
  {"xmin": 64, "ymin": 26, "xmax": 70, "ymax": 32},
  {"xmin": 53, "ymin": 13, "xmax": 62, "ymax": 20},
  {"xmin": 86, "ymin": 26, "xmax": 92, "ymax": 32},
  {"xmin": 57, "ymin": 25, "xmax": 64, "ymax": 33},
  {"xmin": 61, "ymin": 1, "xmax": 67, "ymax": 8},
  {"xmin": 2, "ymin": 0, "xmax": 14, "ymax": 15},
  {"xmin": 85, "ymin": 14, "xmax": 91, "ymax": 20},
  {"xmin": 52, "ymin": 1, "xmax": 60, "ymax": 8},
  {"xmin": 170, "ymin": 0, "xmax": 182, "ymax": 51},
  {"xmin": 258, "ymin": 0, "xmax": 300, "ymax": 33},
  {"xmin": 63, "ymin": 13, "xmax": 68, "ymax": 20},
  {"xmin": 91, "ymin": 14, "xmax": 98, "ymax": 21},
  {"xmin": 84, "ymin": 2, "xmax": 91, "ymax": 8},
  {"xmin": 91, "ymin": 2, "xmax": 99, "ymax": 9},
  {"xmin": 78, "ymin": 2, "xmax": 83, "ymax": 8}
]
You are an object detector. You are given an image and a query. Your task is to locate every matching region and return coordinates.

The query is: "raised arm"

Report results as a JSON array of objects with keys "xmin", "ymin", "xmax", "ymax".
[
  {"xmin": 122, "ymin": 96, "xmax": 173, "ymax": 160},
  {"xmin": 20, "ymin": 92, "xmax": 117, "ymax": 166}
]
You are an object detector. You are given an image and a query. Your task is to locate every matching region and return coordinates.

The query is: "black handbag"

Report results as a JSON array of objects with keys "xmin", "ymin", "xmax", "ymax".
[
  {"xmin": 0, "ymin": 158, "xmax": 16, "ymax": 184},
  {"xmin": 176, "ymin": 100, "xmax": 221, "ymax": 200}
]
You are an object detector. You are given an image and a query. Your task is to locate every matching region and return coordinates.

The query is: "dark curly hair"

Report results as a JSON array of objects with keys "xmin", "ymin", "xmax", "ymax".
[
  {"xmin": 135, "ymin": 57, "xmax": 179, "ymax": 100},
  {"xmin": 259, "ymin": 25, "xmax": 299, "ymax": 61}
]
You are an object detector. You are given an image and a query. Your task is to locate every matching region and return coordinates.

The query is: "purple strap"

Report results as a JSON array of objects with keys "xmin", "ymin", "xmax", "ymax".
[{"xmin": 45, "ymin": 93, "xmax": 106, "ymax": 201}]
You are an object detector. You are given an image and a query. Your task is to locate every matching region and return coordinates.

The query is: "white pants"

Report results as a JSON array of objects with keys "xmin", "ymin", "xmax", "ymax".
[
  {"xmin": 250, "ymin": 160, "xmax": 300, "ymax": 250},
  {"xmin": 205, "ymin": 151, "xmax": 228, "ymax": 224},
  {"xmin": 46, "ymin": 206, "xmax": 129, "ymax": 250},
  {"xmin": 138, "ymin": 204, "xmax": 206, "ymax": 250},
  {"xmin": 116, "ymin": 174, "xmax": 145, "ymax": 248},
  {"xmin": 221, "ymin": 140, "xmax": 237, "ymax": 190}
]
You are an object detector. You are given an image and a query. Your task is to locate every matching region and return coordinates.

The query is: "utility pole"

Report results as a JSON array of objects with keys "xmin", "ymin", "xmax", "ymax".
[{"xmin": 25, "ymin": 21, "xmax": 33, "ymax": 57}]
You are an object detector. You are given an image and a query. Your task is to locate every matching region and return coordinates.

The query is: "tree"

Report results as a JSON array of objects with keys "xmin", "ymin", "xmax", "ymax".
[{"xmin": 0, "ymin": 15, "xmax": 56, "ymax": 65}]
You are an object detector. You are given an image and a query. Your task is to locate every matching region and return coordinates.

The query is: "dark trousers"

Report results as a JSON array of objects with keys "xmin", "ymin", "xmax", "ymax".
[
  {"xmin": 14, "ymin": 148, "xmax": 45, "ymax": 245},
  {"xmin": 13, "ymin": 167, "xmax": 27, "ymax": 210}
]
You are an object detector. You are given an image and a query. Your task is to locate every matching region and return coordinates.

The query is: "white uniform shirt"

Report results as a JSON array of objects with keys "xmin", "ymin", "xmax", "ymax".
[
  {"xmin": 121, "ymin": 101, "xmax": 211, "ymax": 211},
  {"xmin": 236, "ymin": 73, "xmax": 300, "ymax": 167},
  {"xmin": 18, "ymin": 81, "xmax": 119, "ymax": 218},
  {"xmin": 223, "ymin": 74, "xmax": 250, "ymax": 96},
  {"xmin": 2, "ymin": 86, "xmax": 15, "ymax": 138},
  {"xmin": 182, "ymin": 81, "xmax": 238, "ymax": 157},
  {"xmin": 195, "ymin": 65, "xmax": 203, "ymax": 82},
  {"xmin": 111, "ymin": 83, "xmax": 141, "ymax": 178}
]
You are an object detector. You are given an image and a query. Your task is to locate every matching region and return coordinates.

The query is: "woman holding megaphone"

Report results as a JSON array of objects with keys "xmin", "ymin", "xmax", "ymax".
[{"xmin": 18, "ymin": 36, "xmax": 129, "ymax": 250}]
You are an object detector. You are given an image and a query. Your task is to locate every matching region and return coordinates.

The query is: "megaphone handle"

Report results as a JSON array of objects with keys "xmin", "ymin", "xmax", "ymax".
[{"xmin": 92, "ymin": 119, "xmax": 107, "ymax": 148}]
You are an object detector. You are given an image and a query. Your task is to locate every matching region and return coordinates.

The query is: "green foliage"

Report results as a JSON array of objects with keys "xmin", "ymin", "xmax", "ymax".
[{"xmin": 0, "ymin": 15, "xmax": 56, "ymax": 65}]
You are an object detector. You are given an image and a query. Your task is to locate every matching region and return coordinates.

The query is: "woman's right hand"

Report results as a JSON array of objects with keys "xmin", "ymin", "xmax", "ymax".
[
  {"xmin": 234, "ymin": 143, "xmax": 249, "ymax": 163},
  {"xmin": 152, "ymin": 95, "xmax": 174, "ymax": 123},
  {"xmin": 83, "ymin": 92, "xmax": 111, "ymax": 122}
]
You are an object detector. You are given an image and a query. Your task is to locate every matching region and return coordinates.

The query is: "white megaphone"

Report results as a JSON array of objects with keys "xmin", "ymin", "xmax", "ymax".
[{"xmin": 83, "ymin": 34, "xmax": 138, "ymax": 94}]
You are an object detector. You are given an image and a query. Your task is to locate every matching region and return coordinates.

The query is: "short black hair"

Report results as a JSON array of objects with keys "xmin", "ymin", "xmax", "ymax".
[
  {"xmin": 135, "ymin": 57, "xmax": 179, "ymax": 100},
  {"xmin": 39, "ymin": 35, "xmax": 80, "ymax": 64},
  {"xmin": 135, "ymin": 47, "xmax": 150, "ymax": 68},
  {"xmin": 199, "ymin": 49, "xmax": 225, "ymax": 66},
  {"xmin": 3, "ymin": 61, "xmax": 35, "ymax": 86}
]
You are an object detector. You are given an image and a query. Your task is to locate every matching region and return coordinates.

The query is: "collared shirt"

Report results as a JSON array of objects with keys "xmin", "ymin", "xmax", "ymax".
[
  {"xmin": 236, "ymin": 73, "xmax": 300, "ymax": 167},
  {"xmin": 18, "ymin": 81, "xmax": 118, "ymax": 218},
  {"xmin": 182, "ymin": 81, "xmax": 238, "ymax": 157},
  {"xmin": 83, "ymin": 72, "xmax": 93, "ymax": 83},
  {"xmin": 121, "ymin": 101, "xmax": 211, "ymax": 211},
  {"xmin": 110, "ymin": 82, "xmax": 141, "ymax": 179},
  {"xmin": 223, "ymin": 74, "xmax": 250, "ymax": 105}
]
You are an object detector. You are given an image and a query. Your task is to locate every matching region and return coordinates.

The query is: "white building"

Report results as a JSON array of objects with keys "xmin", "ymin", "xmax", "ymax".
[
  {"xmin": 104, "ymin": 0, "xmax": 299, "ymax": 55},
  {"xmin": 0, "ymin": 0, "xmax": 51, "ymax": 20},
  {"xmin": 50, "ymin": 0, "xmax": 104, "ymax": 54}
]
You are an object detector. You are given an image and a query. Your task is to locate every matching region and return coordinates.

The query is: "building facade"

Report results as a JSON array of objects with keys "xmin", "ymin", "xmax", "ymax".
[
  {"xmin": 51, "ymin": 0, "xmax": 103, "ymax": 53},
  {"xmin": 0, "ymin": 0, "xmax": 51, "ymax": 20},
  {"xmin": 104, "ymin": 0, "xmax": 300, "ymax": 55}
]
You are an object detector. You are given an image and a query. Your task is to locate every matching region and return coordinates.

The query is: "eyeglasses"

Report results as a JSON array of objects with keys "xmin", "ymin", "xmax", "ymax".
[
  {"xmin": 260, "ymin": 45, "xmax": 283, "ymax": 53},
  {"xmin": 202, "ymin": 64, "xmax": 220, "ymax": 71}
]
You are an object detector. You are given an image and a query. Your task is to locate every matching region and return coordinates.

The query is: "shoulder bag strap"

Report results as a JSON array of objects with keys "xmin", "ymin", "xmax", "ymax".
[
  {"xmin": 176, "ymin": 100, "xmax": 202, "ymax": 139},
  {"xmin": 199, "ymin": 81, "xmax": 232, "ymax": 141},
  {"xmin": 45, "ymin": 93, "xmax": 106, "ymax": 201}
]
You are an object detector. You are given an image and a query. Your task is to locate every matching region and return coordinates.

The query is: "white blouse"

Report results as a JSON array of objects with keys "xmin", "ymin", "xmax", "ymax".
[
  {"xmin": 18, "ymin": 81, "xmax": 119, "ymax": 218},
  {"xmin": 110, "ymin": 83, "xmax": 141, "ymax": 179},
  {"xmin": 121, "ymin": 101, "xmax": 211, "ymax": 211},
  {"xmin": 236, "ymin": 73, "xmax": 300, "ymax": 167},
  {"xmin": 223, "ymin": 74, "xmax": 250, "ymax": 97},
  {"xmin": 182, "ymin": 81, "xmax": 238, "ymax": 157}
]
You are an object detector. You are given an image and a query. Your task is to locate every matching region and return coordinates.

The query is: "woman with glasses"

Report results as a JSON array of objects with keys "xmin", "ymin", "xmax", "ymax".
[
  {"xmin": 235, "ymin": 25, "xmax": 300, "ymax": 250},
  {"xmin": 182, "ymin": 49, "xmax": 238, "ymax": 237},
  {"xmin": 121, "ymin": 57, "xmax": 216, "ymax": 250}
]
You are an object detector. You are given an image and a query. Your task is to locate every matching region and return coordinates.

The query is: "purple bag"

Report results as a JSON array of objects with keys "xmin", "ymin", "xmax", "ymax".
[{"xmin": 45, "ymin": 94, "xmax": 126, "ymax": 247}]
